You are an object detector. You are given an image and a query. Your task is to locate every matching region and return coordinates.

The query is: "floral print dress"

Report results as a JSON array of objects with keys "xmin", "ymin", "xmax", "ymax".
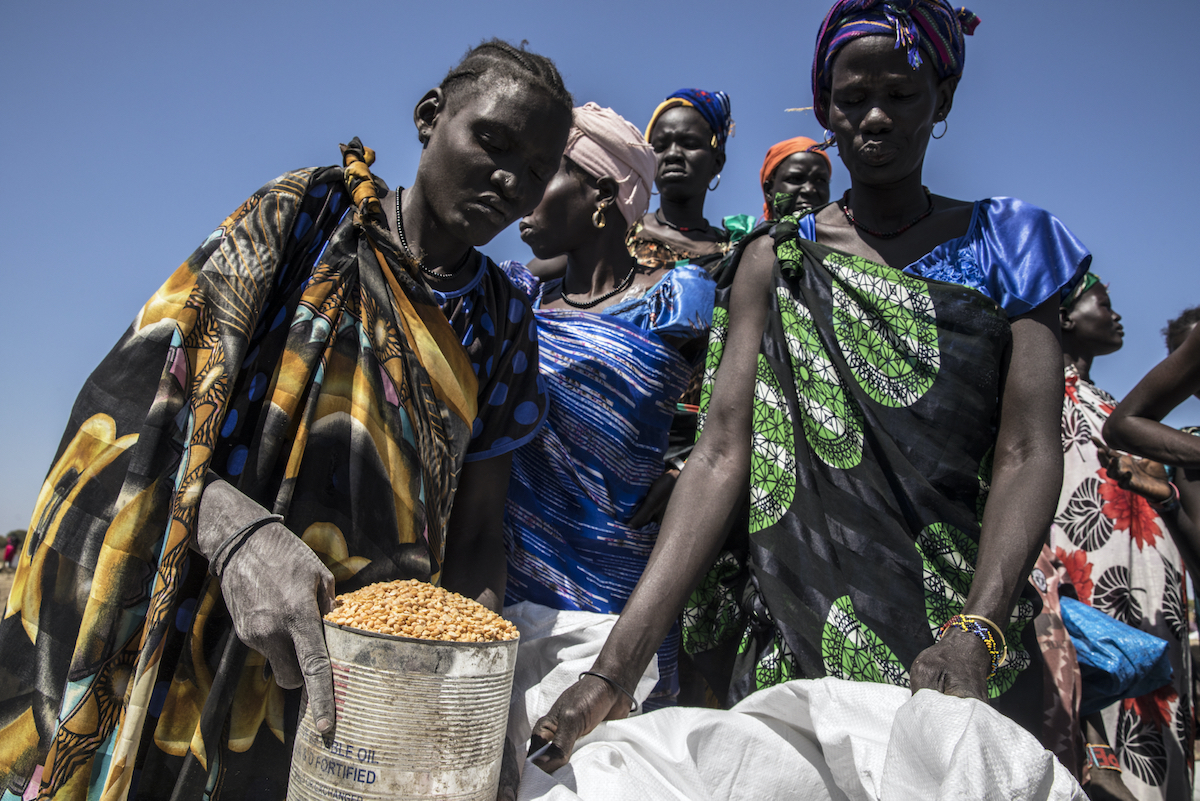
[{"xmin": 1049, "ymin": 366, "xmax": 1193, "ymax": 799}]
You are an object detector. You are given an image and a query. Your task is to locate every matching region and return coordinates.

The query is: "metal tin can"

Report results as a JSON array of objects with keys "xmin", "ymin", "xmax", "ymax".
[{"xmin": 287, "ymin": 620, "xmax": 518, "ymax": 800}]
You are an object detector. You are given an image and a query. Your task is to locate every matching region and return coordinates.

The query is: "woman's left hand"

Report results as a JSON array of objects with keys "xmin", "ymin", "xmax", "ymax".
[
  {"xmin": 909, "ymin": 626, "xmax": 991, "ymax": 701},
  {"xmin": 1093, "ymin": 437, "xmax": 1173, "ymax": 503}
]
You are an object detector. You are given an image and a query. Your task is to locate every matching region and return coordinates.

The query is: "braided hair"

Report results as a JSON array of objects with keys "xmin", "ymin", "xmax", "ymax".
[{"xmin": 440, "ymin": 39, "xmax": 572, "ymax": 115}]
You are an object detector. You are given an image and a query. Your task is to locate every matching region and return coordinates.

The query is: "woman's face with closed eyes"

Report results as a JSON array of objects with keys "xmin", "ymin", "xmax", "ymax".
[{"xmin": 415, "ymin": 80, "xmax": 571, "ymax": 247}]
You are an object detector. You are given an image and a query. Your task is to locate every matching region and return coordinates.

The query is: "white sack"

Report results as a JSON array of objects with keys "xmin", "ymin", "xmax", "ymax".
[
  {"xmin": 507, "ymin": 605, "xmax": 1083, "ymax": 801},
  {"xmin": 504, "ymin": 601, "xmax": 659, "ymax": 758}
]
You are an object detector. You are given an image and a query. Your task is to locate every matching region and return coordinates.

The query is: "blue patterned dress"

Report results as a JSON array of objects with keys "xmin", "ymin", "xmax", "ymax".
[{"xmin": 500, "ymin": 262, "xmax": 714, "ymax": 708}]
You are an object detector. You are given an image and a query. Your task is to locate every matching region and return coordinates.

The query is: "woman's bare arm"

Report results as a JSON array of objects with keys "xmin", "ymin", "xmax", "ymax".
[
  {"xmin": 441, "ymin": 453, "xmax": 513, "ymax": 613},
  {"xmin": 911, "ymin": 297, "xmax": 1064, "ymax": 698},
  {"xmin": 1103, "ymin": 324, "xmax": 1200, "ymax": 468},
  {"xmin": 527, "ymin": 235, "xmax": 776, "ymax": 771}
]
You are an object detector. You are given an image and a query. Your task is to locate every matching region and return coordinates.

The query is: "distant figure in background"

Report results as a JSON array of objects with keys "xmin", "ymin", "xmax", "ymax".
[
  {"xmin": 759, "ymin": 136, "xmax": 832, "ymax": 221},
  {"xmin": 1100, "ymin": 305, "xmax": 1200, "ymax": 566},
  {"xmin": 2, "ymin": 532, "xmax": 19, "ymax": 570},
  {"xmin": 1049, "ymin": 275, "xmax": 1192, "ymax": 801}
]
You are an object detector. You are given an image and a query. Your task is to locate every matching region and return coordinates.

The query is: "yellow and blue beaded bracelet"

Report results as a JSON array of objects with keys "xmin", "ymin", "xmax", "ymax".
[{"xmin": 936, "ymin": 614, "xmax": 1008, "ymax": 678}]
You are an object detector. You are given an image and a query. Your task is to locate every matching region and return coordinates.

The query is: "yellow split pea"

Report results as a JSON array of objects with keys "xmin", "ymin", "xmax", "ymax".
[{"xmin": 325, "ymin": 579, "xmax": 518, "ymax": 643}]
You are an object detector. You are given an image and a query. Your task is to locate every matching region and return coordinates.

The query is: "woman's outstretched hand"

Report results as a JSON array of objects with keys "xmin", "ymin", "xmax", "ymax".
[
  {"xmin": 909, "ymin": 626, "xmax": 991, "ymax": 702},
  {"xmin": 527, "ymin": 674, "xmax": 632, "ymax": 774},
  {"xmin": 1093, "ymin": 437, "xmax": 1173, "ymax": 503}
]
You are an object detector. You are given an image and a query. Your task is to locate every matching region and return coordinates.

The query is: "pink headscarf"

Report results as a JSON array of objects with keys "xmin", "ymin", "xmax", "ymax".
[{"xmin": 563, "ymin": 102, "xmax": 656, "ymax": 228}]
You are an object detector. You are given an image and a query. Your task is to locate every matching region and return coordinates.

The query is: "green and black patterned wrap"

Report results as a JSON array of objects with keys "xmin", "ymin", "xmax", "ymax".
[{"xmin": 682, "ymin": 213, "xmax": 1044, "ymax": 733}]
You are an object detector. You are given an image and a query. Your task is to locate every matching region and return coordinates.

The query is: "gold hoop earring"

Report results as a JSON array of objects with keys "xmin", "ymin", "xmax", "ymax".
[
  {"xmin": 932, "ymin": 119, "xmax": 948, "ymax": 140},
  {"xmin": 592, "ymin": 207, "xmax": 606, "ymax": 229}
]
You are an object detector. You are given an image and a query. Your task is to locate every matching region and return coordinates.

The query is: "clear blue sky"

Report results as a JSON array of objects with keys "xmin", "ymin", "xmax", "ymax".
[{"xmin": 1, "ymin": 0, "xmax": 1196, "ymax": 531}]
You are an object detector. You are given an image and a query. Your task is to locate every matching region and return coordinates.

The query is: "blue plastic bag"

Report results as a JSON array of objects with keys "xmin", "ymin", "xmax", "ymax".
[{"xmin": 1059, "ymin": 596, "xmax": 1172, "ymax": 716}]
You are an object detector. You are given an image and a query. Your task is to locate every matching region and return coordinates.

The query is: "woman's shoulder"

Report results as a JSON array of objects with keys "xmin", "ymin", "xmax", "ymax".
[
  {"xmin": 606, "ymin": 262, "xmax": 716, "ymax": 336},
  {"xmin": 909, "ymin": 197, "xmax": 1091, "ymax": 319}
]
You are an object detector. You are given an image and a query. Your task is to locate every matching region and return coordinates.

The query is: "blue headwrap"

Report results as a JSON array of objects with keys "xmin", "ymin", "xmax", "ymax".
[
  {"xmin": 812, "ymin": 0, "xmax": 980, "ymax": 128},
  {"xmin": 645, "ymin": 88, "xmax": 734, "ymax": 152}
]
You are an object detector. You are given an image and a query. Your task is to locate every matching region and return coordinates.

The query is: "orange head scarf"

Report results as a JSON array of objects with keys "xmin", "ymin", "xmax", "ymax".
[{"xmin": 759, "ymin": 137, "xmax": 832, "ymax": 218}]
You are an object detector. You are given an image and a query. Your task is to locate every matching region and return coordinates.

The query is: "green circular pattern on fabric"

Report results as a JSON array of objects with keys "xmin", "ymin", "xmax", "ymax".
[
  {"xmin": 777, "ymin": 289, "xmax": 864, "ymax": 471},
  {"xmin": 824, "ymin": 251, "xmax": 940, "ymax": 408},
  {"xmin": 753, "ymin": 631, "xmax": 801, "ymax": 691},
  {"xmin": 821, "ymin": 595, "xmax": 910, "ymax": 686},
  {"xmin": 914, "ymin": 523, "xmax": 1034, "ymax": 698},
  {"xmin": 748, "ymin": 352, "xmax": 798, "ymax": 533},
  {"xmin": 696, "ymin": 305, "xmax": 729, "ymax": 433}
]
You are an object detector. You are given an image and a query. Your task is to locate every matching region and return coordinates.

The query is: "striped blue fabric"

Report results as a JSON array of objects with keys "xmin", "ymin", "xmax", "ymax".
[{"xmin": 502, "ymin": 262, "xmax": 715, "ymax": 706}]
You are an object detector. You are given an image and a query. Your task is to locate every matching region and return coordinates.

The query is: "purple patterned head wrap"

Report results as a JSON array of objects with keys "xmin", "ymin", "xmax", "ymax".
[{"xmin": 811, "ymin": 0, "xmax": 980, "ymax": 128}]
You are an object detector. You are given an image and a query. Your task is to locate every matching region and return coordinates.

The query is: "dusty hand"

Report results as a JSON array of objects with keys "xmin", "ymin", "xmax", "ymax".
[
  {"xmin": 222, "ymin": 522, "xmax": 336, "ymax": 731},
  {"xmin": 197, "ymin": 479, "xmax": 336, "ymax": 734},
  {"xmin": 909, "ymin": 627, "xmax": 990, "ymax": 702},
  {"xmin": 527, "ymin": 674, "xmax": 631, "ymax": 774},
  {"xmin": 1093, "ymin": 437, "xmax": 1172, "ymax": 503},
  {"xmin": 627, "ymin": 468, "xmax": 680, "ymax": 530}
]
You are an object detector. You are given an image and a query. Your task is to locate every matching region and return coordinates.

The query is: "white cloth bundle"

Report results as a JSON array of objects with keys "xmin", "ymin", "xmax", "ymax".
[{"xmin": 507, "ymin": 603, "xmax": 1083, "ymax": 801}]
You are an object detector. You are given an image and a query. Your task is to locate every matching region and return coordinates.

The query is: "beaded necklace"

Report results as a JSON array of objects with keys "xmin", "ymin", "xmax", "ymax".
[
  {"xmin": 654, "ymin": 208, "xmax": 713, "ymax": 235},
  {"xmin": 395, "ymin": 189, "xmax": 472, "ymax": 281},
  {"xmin": 840, "ymin": 187, "xmax": 934, "ymax": 239},
  {"xmin": 558, "ymin": 261, "xmax": 637, "ymax": 309}
]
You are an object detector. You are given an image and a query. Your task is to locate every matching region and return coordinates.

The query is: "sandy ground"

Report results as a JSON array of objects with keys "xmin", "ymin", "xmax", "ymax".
[{"xmin": 0, "ymin": 566, "xmax": 14, "ymax": 604}]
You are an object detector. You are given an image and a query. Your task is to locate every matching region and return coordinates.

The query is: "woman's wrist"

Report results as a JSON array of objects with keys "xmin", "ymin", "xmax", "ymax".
[
  {"xmin": 579, "ymin": 670, "xmax": 638, "ymax": 714},
  {"xmin": 1149, "ymin": 481, "xmax": 1181, "ymax": 511},
  {"xmin": 937, "ymin": 614, "xmax": 1007, "ymax": 678}
]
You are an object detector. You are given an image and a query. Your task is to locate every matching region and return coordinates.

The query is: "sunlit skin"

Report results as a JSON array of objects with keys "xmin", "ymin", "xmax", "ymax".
[
  {"xmin": 518, "ymin": 156, "xmax": 668, "ymax": 312},
  {"xmin": 1105, "ymin": 321, "xmax": 1200, "ymax": 467},
  {"xmin": 812, "ymin": 36, "xmax": 975, "ymax": 268},
  {"xmin": 374, "ymin": 78, "xmax": 571, "ymax": 626},
  {"xmin": 527, "ymin": 103, "xmax": 726, "ymax": 281},
  {"xmin": 764, "ymin": 151, "xmax": 831, "ymax": 212}
]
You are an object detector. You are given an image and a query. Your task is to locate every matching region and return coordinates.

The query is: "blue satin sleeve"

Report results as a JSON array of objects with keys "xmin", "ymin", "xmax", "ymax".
[
  {"xmin": 606, "ymin": 263, "xmax": 715, "ymax": 339},
  {"xmin": 906, "ymin": 197, "xmax": 1091, "ymax": 318}
]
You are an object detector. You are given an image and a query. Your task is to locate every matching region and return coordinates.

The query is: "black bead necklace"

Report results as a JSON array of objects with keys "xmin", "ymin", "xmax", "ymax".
[
  {"xmin": 559, "ymin": 261, "xmax": 638, "ymax": 309},
  {"xmin": 396, "ymin": 189, "xmax": 471, "ymax": 281},
  {"xmin": 840, "ymin": 187, "xmax": 935, "ymax": 239},
  {"xmin": 654, "ymin": 208, "xmax": 711, "ymax": 234}
]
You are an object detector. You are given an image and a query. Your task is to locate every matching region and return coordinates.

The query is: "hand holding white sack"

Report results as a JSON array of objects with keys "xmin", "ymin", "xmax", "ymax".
[
  {"xmin": 517, "ymin": 678, "xmax": 1085, "ymax": 801},
  {"xmin": 197, "ymin": 478, "xmax": 336, "ymax": 734}
]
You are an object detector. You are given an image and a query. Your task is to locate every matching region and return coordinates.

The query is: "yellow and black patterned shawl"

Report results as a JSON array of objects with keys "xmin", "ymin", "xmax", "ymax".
[{"xmin": 0, "ymin": 141, "xmax": 477, "ymax": 799}]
